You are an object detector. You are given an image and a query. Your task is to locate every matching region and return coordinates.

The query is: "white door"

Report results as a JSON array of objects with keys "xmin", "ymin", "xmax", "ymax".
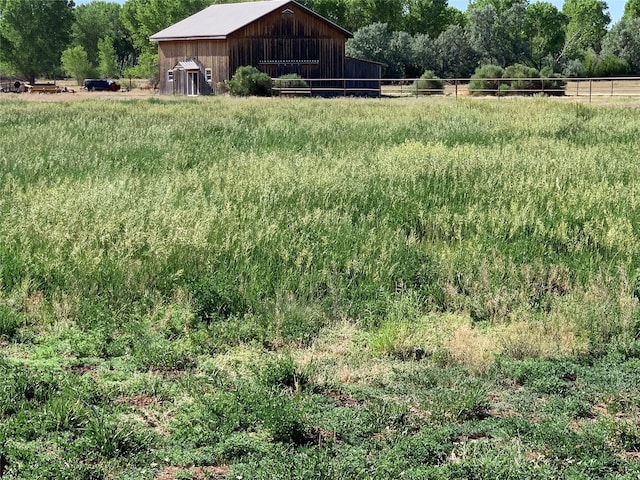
[{"xmin": 187, "ymin": 71, "xmax": 199, "ymax": 96}]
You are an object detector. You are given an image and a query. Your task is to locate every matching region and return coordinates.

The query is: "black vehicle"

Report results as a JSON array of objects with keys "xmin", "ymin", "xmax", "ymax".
[{"xmin": 83, "ymin": 79, "xmax": 120, "ymax": 92}]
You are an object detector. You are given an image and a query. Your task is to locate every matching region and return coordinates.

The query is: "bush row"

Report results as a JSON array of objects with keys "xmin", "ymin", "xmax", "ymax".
[{"xmin": 469, "ymin": 64, "xmax": 567, "ymax": 96}]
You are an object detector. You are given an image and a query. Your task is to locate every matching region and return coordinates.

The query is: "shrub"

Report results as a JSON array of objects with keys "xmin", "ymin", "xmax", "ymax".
[
  {"xmin": 228, "ymin": 66, "xmax": 272, "ymax": 97},
  {"xmin": 272, "ymin": 73, "xmax": 308, "ymax": 89},
  {"xmin": 540, "ymin": 66, "xmax": 567, "ymax": 95},
  {"xmin": 503, "ymin": 64, "xmax": 541, "ymax": 94},
  {"xmin": 581, "ymin": 49, "xmax": 629, "ymax": 77},
  {"xmin": 412, "ymin": 70, "xmax": 444, "ymax": 95},
  {"xmin": 468, "ymin": 64, "xmax": 504, "ymax": 96},
  {"xmin": 254, "ymin": 355, "xmax": 309, "ymax": 392},
  {"xmin": 215, "ymin": 81, "xmax": 229, "ymax": 94}
]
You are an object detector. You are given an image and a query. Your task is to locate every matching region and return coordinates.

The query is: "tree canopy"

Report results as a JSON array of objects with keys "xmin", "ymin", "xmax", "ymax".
[
  {"xmin": 0, "ymin": 0, "xmax": 74, "ymax": 83},
  {"xmin": 623, "ymin": 0, "xmax": 640, "ymax": 19},
  {"xmin": 563, "ymin": 0, "xmax": 611, "ymax": 54},
  {"xmin": 0, "ymin": 0, "xmax": 633, "ymax": 83}
]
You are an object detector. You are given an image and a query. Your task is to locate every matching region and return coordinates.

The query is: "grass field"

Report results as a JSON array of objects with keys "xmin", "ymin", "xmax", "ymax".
[{"xmin": 2, "ymin": 95, "xmax": 640, "ymax": 479}]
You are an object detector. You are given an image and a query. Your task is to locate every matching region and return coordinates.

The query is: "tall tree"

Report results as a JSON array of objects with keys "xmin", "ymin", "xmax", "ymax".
[
  {"xmin": 98, "ymin": 36, "xmax": 119, "ymax": 78},
  {"xmin": 526, "ymin": 1, "xmax": 567, "ymax": 69},
  {"xmin": 72, "ymin": 1, "xmax": 132, "ymax": 70},
  {"xmin": 346, "ymin": 22, "xmax": 414, "ymax": 77},
  {"xmin": 602, "ymin": 17, "xmax": 640, "ymax": 74},
  {"xmin": 297, "ymin": 0, "xmax": 350, "ymax": 30},
  {"xmin": 121, "ymin": 0, "xmax": 213, "ymax": 56},
  {"xmin": 468, "ymin": 0, "xmax": 526, "ymax": 13},
  {"xmin": 345, "ymin": 22, "xmax": 392, "ymax": 66},
  {"xmin": 342, "ymin": 0, "xmax": 405, "ymax": 33},
  {"xmin": 562, "ymin": 0, "xmax": 610, "ymax": 54},
  {"xmin": 412, "ymin": 33, "xmax": 437, "ymax": 74},
  {"xmin": 434, "ymin": 25, "xmax": 480, "ymax": 77},
  {"xmin": 403, "ymin": 0, "xmax": 449, "ymax": 37},
  {"xmin": 623, "ymin": 0, "xmax": 640, "ymax": 19},
  {"xmin": 61, "ymin": 45, "xmax": 91, "ymax": 85},
  {"xmin": 468, "ymin": 1, "xmax": 529, "ymax": 66},
  {"xmin": 0, "ymin": 0, "xmax": 74, "ymax": 83}
]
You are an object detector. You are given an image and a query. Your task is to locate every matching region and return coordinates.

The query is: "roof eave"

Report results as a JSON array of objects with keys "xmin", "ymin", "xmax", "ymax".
[{"xmin": 151, "ymin": 35, "xmax": 227, "ymax": 42}]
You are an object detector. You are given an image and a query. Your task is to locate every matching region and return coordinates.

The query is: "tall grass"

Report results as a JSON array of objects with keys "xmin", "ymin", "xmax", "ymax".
[
  {"xmin": 3, "ymin": 96, "xmax": 640, "ymax": 479},
  {"xmin": 1, "ymin": 97, "xmax": 640, "ymax": 354}
]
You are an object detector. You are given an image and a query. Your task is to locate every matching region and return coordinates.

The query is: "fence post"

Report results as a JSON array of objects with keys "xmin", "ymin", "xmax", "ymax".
[
  {"xmin": 455, "ymin": 79, "xmax": 458, "ymax": 99},
  {"xmin": 589, "ymin": 79, "xmax": 592, "ymax": 104}
]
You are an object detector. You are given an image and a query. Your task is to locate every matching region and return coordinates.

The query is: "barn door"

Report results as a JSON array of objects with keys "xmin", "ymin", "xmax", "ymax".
[{"xmin": 187, "ymin": 71, "xmax": 199, "ymax": 96}]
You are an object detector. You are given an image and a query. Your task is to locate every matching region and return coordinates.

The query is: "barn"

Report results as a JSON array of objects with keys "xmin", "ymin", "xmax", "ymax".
[{"xmin": 149, "ymin": 0, "xmax": 380, "ymax": 96}]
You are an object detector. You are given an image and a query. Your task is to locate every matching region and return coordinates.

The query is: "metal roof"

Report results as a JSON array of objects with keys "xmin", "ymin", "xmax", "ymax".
[
  {"xmin": 149, "ymin": 0, "xmax": 351, "ymax": 41},
  {"xmin": 175, "ymin": 60, "xmax": 200, "ymax": 70}
]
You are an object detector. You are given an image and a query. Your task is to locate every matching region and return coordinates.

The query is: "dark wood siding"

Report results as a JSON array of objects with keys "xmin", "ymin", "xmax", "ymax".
[
  {"xmin": 154, "ymin": 0, "xmax": 363, "ymax": 95},
  {"xmin": 345, "ymin": 57, "xmax": 382, "ymax": 96},
  {"xmin": 228, "ymin": 4, "xmax": 347, "ymax": 79}
]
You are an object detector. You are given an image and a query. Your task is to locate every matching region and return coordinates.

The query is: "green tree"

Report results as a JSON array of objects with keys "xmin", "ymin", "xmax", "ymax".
[
  {"xmin": 468, "ymin": 2, "xmax": 529, "ymax": 66},
  {"xmin": 526, "ymin": 2, "xmax": 567, "ymax": 69},
  {"xmin": 72, "ymin": 1, "xmax": 132, "ymax": 69},
  {"xmin": 61, "ymin": 45, "xmax": 91, "ymax": 85},
  {"xmin": 98, "ymin": 36, "xmax": 119, "ymax": 78},
  {"xmin": 443, "ymin": 5, "xmax": 468, "ymax": 28},
  {"xmin": 388, "ymin": 30, "xmax": 415, "ymax": 77},
  {"xmin": 121, "ymin": 0, "xmax": 212, "ymax": 57},
  {"xmin": 346, "ymin": 22, "xmax": 392, "ymax": 65},
  {"xmin": 123, "ymin": 50, "xmax": 159, "ymax": 86},
  {"xmin": 346, "ymin": 23, "xmax": 413, "ymax": 77},
  {"xmin": 434, "ymin": 25, "xmax": 481, "ymax": 78},
  {"xmin": 468, "ymin": 0, "xmax": 526, "ymax": 14},
  {"xmin": 228, "ymin": 65, "xmax": 272, "ymax": 96},
  {"xmin": 297, "ymin": 0, "xmax": 350, "ymax": 29},
  {"xmin": 412, "ymin": 33, "xmax": 437, "ymax": 75},
  {"xmin": 602, "ymin": 17, "xmax": 640, "ymax": 74},
  {"xmin": 623, "ymin": 0, "xmax": 640, "ymax": 19},
  {"xmin": 562, "ymin": 0, "xmax": 610, "ymax": 55},
  {"xmin": 0, "ymin": 0, "xmax": 74, "ymax": 83},
  {"xmin": 342, "ymin": 0, "xmax": 405, "ymax": 32},
  {"xmin": 403, "ymin": 0, "xmax": 450, "ymax": 37}
]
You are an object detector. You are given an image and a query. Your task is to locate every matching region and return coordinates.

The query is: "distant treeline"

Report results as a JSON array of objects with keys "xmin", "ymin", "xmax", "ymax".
[{"xmin": 1, "ymin": 0, "xmax": 639, "ymax": 84}]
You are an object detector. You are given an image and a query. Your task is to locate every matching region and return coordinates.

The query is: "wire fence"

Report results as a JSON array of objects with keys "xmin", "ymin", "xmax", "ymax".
[{"xmin": 271, "ymin": 77, "xmax": 640, "ymax": 102}]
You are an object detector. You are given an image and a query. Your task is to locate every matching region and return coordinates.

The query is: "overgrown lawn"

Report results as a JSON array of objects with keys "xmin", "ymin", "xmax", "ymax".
[{"xmin": 1, "ymin": 96, "xmax": 640, "ymax": 478}]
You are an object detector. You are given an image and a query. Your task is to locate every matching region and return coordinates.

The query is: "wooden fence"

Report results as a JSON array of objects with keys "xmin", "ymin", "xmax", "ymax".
[{"xmin": 272, "ymin": 77, "xmax": 640, "ymax": 101}]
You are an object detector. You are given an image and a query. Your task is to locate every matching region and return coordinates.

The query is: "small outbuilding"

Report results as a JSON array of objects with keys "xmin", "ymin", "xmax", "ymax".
[{"xmin": 150, "ymin": 0, "xmax": 380, "ymax": 96}]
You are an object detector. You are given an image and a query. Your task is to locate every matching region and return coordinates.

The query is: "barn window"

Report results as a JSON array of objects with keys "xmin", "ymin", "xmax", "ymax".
[
  {"xmin": 167, "ymin": 70, "xmax": 174, "ymax": 82},
  {"xmin": 205, "ymin": 68, "xmax": 212, "ymax": 83}
]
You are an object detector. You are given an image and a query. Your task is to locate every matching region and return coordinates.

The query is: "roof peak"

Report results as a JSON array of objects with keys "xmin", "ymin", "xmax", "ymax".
[{"xmin": 150, "ymin": 0, "xmax": 351, "ymax": 42}]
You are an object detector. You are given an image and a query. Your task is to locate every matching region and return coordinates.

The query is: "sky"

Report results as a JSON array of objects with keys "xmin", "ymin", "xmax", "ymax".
[
  {"xmin": 76, "ymin": 0, "xmax": 627, "ymax": 26},
  {"xmin": 449, "ymin": 0, "xmax": 626, "ymax": 24}
]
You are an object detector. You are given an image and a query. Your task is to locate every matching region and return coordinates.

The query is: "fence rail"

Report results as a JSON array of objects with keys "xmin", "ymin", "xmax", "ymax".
[{"xmin": 271, "ymin": 76, "xmax": 640, "ymax": 101}]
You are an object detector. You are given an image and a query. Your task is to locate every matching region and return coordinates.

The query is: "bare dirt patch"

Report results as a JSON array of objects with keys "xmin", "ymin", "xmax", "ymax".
[
  {"xmin": 0, "ymin": 79, "xmax": 159, "ymax": 102},
  {"xmin": 1, "ymin": 89, "xmax": 156, "ymax": 103}
]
